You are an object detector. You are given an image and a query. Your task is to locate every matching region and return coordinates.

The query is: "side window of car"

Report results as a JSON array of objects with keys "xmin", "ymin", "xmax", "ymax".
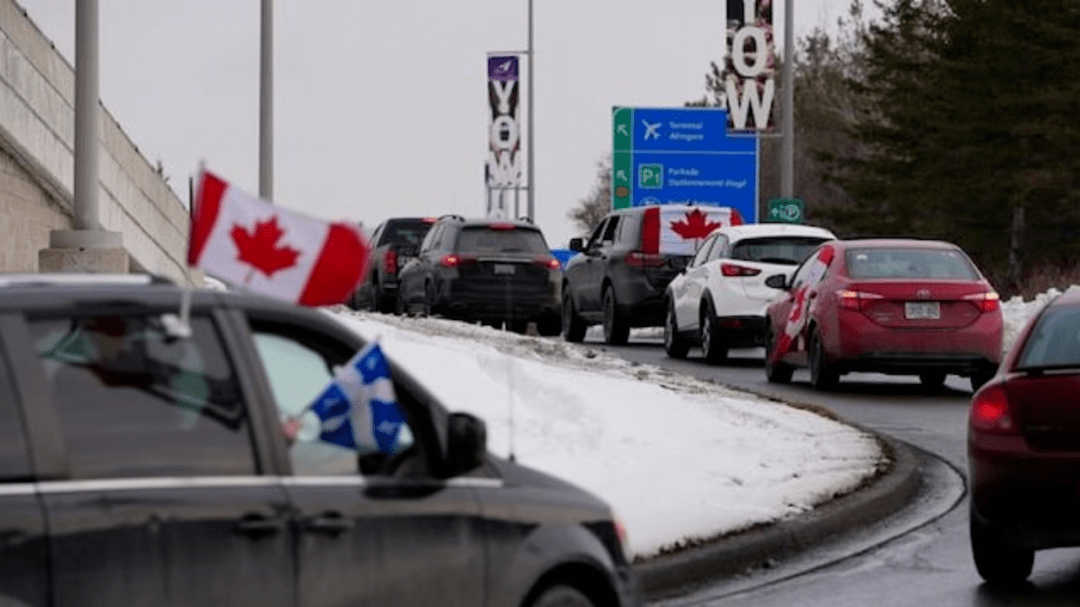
[
  {"xmin": 28, "ymin": 313, "xmax": 256, "ymax": 479},
  {"xmin": 250, "ymin": 324, "xmax": 416, "ymax": 477},
  {"xmin": 602, "ymin": 216, "xmax": 621, "ymax": 244},
  {"xmin": 420, "ymin": 224, "xmax": 441, "ymax": 254},
  {"xmin": 708, "ymin": 235, "xmax": 729, "ymax": 262},
  {"xmin": 0, "ymin": 347, "xmax": 32, "ymax": 481},
  {"xmin": 586, "ymin": 219, "xmax": 608, "ymax": 250},
  {"xmin": 370, "ymin": 223, "xmax": 385, "ymax": 247},
  {"xmin": 691, "ymin": 235, "xmax": 716, "ymax": 267}
]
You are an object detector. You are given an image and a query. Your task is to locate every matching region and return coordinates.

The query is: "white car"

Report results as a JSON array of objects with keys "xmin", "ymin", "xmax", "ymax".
[{"xmin": 664, "ymin": 223, "xmax": 838, "ymax": 362}]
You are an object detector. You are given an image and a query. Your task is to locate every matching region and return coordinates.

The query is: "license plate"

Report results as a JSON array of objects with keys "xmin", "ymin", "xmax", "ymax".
[
  {"xmin": 493, "ymin": 264, "xmax": 516, "ymax": 275},
  {"xmin": 905, "ymin": 301, "xmax": 940, "ymax": 320}
]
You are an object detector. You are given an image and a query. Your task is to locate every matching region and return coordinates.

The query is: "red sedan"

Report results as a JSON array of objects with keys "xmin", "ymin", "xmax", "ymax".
[
  {"xmin": 762, "ymin": 238, "xmax": 1003, "ymax": 391},
  {"xmin": 968, "ymin": 288, "xmax": 1080, "ymax": 585}
]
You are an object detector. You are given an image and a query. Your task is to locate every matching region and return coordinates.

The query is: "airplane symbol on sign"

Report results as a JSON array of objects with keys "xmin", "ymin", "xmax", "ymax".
[
  {"xmin": 616, "ymin": 124, "xmax": 629, "ymax": 136},
  {"xmin": 497, "ymin": 59, "xmax": 513, "ymax": 73},
  {"xmin": 642, "ymin": 121, "xmax": 661, "ymax": 140}
]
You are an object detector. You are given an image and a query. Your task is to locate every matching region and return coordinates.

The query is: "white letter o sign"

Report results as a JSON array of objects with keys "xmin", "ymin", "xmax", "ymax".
[{"xmin": 732, "ymin": 26, "xmax": 768, "ymax": 78}]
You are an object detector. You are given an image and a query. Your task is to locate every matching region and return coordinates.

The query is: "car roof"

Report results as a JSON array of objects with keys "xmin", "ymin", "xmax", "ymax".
[
  {"xmin": 446, "ymin": 216, "xmax": 543, "ymax": 231},
  {"xmin": 834, "ymin": 237, "xmax": 961, "ymax": 250},
  {"xmin": 708, "ymin": 223, "xmax": 836, "ymax": 241},
  {"xmin": 1047, "ymin": 288, "xmax": 1080, "ymax": 308}
]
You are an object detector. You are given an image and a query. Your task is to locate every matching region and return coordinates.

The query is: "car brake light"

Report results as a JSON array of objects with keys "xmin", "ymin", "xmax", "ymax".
[
  {"xmin": 440, "ymin": 254, "xmax": 477, "ymax": 268},
  {"xmin": 383, "ymin": 250, "xmax": 398, "ymax": 274},
  {"xmin": 488, "ymin": 223, "xmax": 516, "ymax": 231},
  {"xmin": 720, "ymin": 263, "xmax": 761, "ymax": 277},
  {"xmin": 837, "ymin": 290, "xmax": 884, "ymax": 311},
  {"xmin": 964, "ymin": 291, "xmax": 1000, "ymax": 313},
  {"xmin": 625, "ymin": 251, "xmax": 666, "ymax": 268},
  {"xmin": 533, "ymin": 256, "xmax": 561, "ymax": 270},
  {"xmin": 970, "ymin": 384, "xmax": 1015, "ymax": 434}
]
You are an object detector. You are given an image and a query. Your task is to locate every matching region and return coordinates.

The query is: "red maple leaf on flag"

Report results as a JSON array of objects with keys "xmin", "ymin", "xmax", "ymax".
[
  {"xmin": 230, "ymin": 216, "xmax": 301, "ymax": 280},
  {"xmin": 670, "ymin": 208, "xmax": 722, "ymax": 240}
]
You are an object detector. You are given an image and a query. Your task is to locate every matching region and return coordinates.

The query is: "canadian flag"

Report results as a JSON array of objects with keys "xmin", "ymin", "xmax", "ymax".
[
  {"xmin": 188, "ymin": 170, "xmax": 370, "ymax": 306},
  {"xmin": 770, "ymin": 245, "xmax": 835, "ymax": 362},
  {"xmin": 640, "ymin": 205, "xmax": 743, "ymax": 256}
]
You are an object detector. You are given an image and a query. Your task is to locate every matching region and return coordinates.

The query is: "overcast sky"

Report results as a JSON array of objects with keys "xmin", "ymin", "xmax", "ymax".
[{"xmin": 22, "ymin": 0, "xmax": 856, "ymax": 247}]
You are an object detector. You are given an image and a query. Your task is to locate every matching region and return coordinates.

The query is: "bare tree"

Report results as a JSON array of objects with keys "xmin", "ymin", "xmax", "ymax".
[{"xmin": 567, "ymin": 156, "xmax": 612, "ymax": 235}]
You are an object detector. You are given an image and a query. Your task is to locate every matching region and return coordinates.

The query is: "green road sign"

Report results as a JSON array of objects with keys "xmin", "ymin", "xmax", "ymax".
[
  {"xmin": 639, "ymin": 164, "xmax": 663, "ymax": 189},
  {"xmin": 612, "ymin": 107, "xmax": 634, "ymax": 209},
  {"xmin": 767, "ymin": 198, "xmax": 804, "ymax": 223}
]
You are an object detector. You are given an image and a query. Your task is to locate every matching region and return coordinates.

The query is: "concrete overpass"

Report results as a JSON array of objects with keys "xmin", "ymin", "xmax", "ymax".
[{"xmin": 0, "ymin": 0, "xmax": 192, "ymax": 283}]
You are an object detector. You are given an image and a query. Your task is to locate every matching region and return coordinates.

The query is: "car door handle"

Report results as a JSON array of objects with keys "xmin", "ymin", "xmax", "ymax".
[
  {"xmin": 235, "ymin": 514, "xmax": 286, "ymax": 538},
  {"xmin": 303, "ymin": 512, "xmax": 352, "ymax": 536}
]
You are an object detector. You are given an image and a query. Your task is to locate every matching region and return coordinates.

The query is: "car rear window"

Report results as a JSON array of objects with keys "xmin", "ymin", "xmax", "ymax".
[
  {"xmin": 731, "ymin": 236, "xmax": 832, "ymax": 265},
  {"xmin": 382, "ymin": 220, "xmax": 433, "ymax": 254},
  {"xmin": 845, "ymin": 247, "xmax": 978, "ymax": 280},
  {"xmin": 1015, "ymin": 305, "xmax": 1080, "ymax": 369},
  {"xmin": 456, "ymin": 226, "xmax": 549, "ymax": 253}
]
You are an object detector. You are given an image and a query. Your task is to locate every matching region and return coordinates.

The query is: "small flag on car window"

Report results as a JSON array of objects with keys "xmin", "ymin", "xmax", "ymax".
[{"xmin": 305, "ymin": 341, "xmax": 406, "ymax": 454}]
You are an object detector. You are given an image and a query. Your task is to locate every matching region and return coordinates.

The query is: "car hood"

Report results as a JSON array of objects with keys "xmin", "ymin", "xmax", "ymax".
[{"xmin": 487, "ymin": 455, "xmax": 613, "ymax": 515}]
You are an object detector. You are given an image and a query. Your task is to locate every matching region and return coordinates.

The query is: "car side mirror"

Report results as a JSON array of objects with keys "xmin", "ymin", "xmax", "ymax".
[
  {"xmin": 568, "ymin": 237, "xmax": 585, "ymax": 252},
  {"xmin": 765, "ymin": 273, "xmax": 789, "ymax": 290},
  {"xmin": 446, "ymin": 412, "xmax": 487, "ymax": 477}
]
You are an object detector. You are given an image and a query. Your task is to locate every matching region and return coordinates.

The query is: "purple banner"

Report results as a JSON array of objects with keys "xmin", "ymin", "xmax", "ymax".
[{"xmin": 487, "ymin": 56, "xmax": 519, "ymax": 82}]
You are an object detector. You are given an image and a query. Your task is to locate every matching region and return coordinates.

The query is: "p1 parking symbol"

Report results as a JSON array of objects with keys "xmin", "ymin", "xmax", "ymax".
[{"xmin": 639, "ymin": 164, "xmax": 663, "ymax": 189}]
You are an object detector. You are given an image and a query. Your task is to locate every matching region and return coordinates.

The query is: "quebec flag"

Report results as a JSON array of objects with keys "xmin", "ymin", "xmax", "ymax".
[{"xmin": 307, "ymin": 341, "xmax": 406, "ymax": 454}]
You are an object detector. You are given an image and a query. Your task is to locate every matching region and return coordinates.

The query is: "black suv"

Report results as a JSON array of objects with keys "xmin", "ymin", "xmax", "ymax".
[
  {"xmin": 396, "ymin": 216, "xmax": 563, "ymax": 335},
  {"xmin": 352, "ymin": 217, "xmax": 437, "ymax": 313},
  {"xmin": 562, "ymin": 204, "xmax": 741, "ymax": 344},
  {"xmin": 0, "ymin": 273, "xmax": 638, "ymax": 607}
]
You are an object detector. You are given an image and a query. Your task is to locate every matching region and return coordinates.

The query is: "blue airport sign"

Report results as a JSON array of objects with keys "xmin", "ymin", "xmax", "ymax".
[{"xmin": 612, "ymin": 107, "xmax": 758, "ymax": 223}]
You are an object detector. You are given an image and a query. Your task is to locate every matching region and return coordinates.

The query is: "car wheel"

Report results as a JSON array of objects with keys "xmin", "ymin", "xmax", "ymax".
[
  {"xmin": 970, "ymin": 369, "xmax": 995, "ymax": 393},
  {"xmin": 700, "ymin": 302, "xmax": 728, "ymax": 365},
  {"xmin": 764, "ymin": 323, "xmax": 794, "ymax": 384},
  {"xmin": 374, "ymin": 280, "xmax": 393, "ymax": 314},
  {"xmin": 508, "ymin": 320, "xmax": 529, "ymax": 334},
  {"xmin": 809, "ymin": 329, "xmax": 839, "ymax": 391},
  {"xmin": 537, "ymin": 313, "xmax": 562, "ymax": 337},
  {"xmin": 970, "ymin": 510, "xmax": 1033, "ymax": 586},
  {"xmin": 528, "ymin": 584, "xmax": 595, "ymax": 607},
  {"xmin": 664, "ymin": 302, "xmax": 691, "ymax": 359},
  {"xmin": 919, "ymin": 372, "xmax": 946, "ymax": 388},
  {"xmin": 602, "ymin": 286, "xmax": 629, "ymax": 345},
  {"xmin": 562, "ymin": 290, "xmax": 587, "ymax": 343}
]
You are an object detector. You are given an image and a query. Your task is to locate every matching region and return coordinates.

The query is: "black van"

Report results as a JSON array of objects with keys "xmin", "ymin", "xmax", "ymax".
[{"xmin": 0, "ymin": 273, "xmax": 639, "ymax": 607}]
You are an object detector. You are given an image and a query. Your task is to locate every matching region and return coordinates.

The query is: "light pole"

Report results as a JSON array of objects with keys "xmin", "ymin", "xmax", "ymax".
[
  {"xmin": 74, "ymin": 0, "xmax": 100, "ymax": 231},
  {"xmin": 260, "ymin": 0, "xmax": 273, "ymax": 201},
  {"xmin": 526, "ymin": 0, "xmax": 535, "ymax": 221},
  {"xmin": 780, "ymin": 0, "xmax": 794, "ymax": 198}
]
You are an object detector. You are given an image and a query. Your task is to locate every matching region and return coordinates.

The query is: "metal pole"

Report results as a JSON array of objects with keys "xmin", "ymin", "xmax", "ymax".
[
  {"xmin": 780, "ymin": 0, "xmax": 794, "ymax": 198},
  {"xmin": 526, "ymin": 0, "xmax": 535, "ymax": 221},
  {"xmin": 74, "ymin": 0, "xmax": 99, "ymax": 230},
  {"xmin": 260, "ymin": 0, "xmax": 273, "ymax": 200}
]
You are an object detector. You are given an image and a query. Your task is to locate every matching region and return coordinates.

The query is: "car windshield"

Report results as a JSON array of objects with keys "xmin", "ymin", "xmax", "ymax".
[
  {"xmin": 731, "ymin": 236, "xmax": 832, "ymax": 265},
  {"xmin": 1015, "ymin": 305, "xmax": 1080, "ymax": 370},
  {"xmin": 456, "ymin": 226, "xmax": 549, "ymax": 253},
  {"xmin": 384, "ymin": 221, "xmax": 433, "ymax": 256},
  {"xmin": 845, "ymin": 247, "xmax": 978, "ymax": 280}
]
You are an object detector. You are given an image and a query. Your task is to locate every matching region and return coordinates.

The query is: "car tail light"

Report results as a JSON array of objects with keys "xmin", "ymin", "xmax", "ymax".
[
  {"xmin": 383, "ymin": 250, "xmax": 398, "ymax": 274},
  {"xmin": 970, "ymin": 384, "xmax": 1016, "ymax": 434},
  {"xmin": 533, "ymin": 256, "xmax": 561, "ymax": 270},
  {"xmin": 721, "ymin": 263, "xmax": 761, "ymax": 277},
  {"xmin": 837, "ymin": 290, "xmax": 884, "ymax": 311},
  {"xmin": 964, "ymin": 291, "xmax": 1001, "ymax": 313},
  {"xmin": 625, "ymin": 251, "xmax": 666, "ymax": 268},
  {"xmin": 488, "ymin": 223, "xmax": 516, "ymax": 231},
  {"xmin": 439, "ymin": 254, "xmax": 477, "ymax": 268}
]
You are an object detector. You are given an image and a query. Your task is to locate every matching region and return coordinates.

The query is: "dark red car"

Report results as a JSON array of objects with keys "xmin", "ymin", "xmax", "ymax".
[
  {"xmin": 968, "ymin": 288, "xmax": 1080, "ymax": 585},
  {"xmin": 762, "ymin": 238, "xmax": 1003, "ymax": 391}
]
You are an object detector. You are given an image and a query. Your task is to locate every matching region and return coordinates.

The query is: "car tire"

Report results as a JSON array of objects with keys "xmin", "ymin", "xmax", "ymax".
[
  {"xmin": 528, "ymin": 584, "xmax": 595, "ymax": 607},
  {"xmin": 764, "ymin": 323, "xmax": 794, "ymax": 384},
  {"xmin": 809, "ymin": 329, "xmax": 839, "ymax": 391},
  {"xmin": 509, "ymin": 320, "xmax": 529, "ymax": 334},
  {"xmin": 970, "ymin": 510, "xmax": 1033, "ymax": 586},
  {"xmin": 562, "ymin": 290, "xmax": 587, "ymax": 343},
  {"xmin": 603, "ymin": 286, "xmax": 629, "ymax": 345},
  {"xmin": 664, "ymin": 302, "xmax": 691, "ymax": 359},
  {"xmin": 919, "ymin": 372, "xmax": 947, "ymax": 388},
  {"xmin": 422, "ymin": 282, "xmax": 435, "ymax": 317},
  {"xmin": 700, "ymin": 302, "xmax": 728, "ymax": 365}
]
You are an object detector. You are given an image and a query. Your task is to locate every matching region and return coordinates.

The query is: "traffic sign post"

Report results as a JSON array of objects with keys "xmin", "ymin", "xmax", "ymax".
[
  {"xmin": 611, "ymin": 107, "xmax": 758, "ymax": 223},
  {"xmin": 766, "ymin": 198, "xmax": 804, "ymax": 223}
]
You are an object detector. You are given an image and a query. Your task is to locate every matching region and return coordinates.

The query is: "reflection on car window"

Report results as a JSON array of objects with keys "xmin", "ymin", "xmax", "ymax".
[
  {"xmin": 732, "ymin": 237, "xmax": 830, "ymax": 265},
  {"xmin": 252, "ymin": 331, "xmax": 415, "ymax": 476},
  {"xmin": 30, "ymin": 314, "xmax": 255, "ymax": 479},
  {"xmin": 1017, "ymin": 306, "xmax": 1080, "ymax": 369},
  {"xmin": 0, "ymin": 347, "xmax": 31, "ymax": 481},
  {"xmin": 456, "ymin": 227, "xmax": 548, "ymax": 253},
  {"xmin": 691, "ymin": 235, "xmax": 715, "ymax": 267},
  {"xmin": 846, "ymin": 248, "xmax": 977, "ymax": 280}
]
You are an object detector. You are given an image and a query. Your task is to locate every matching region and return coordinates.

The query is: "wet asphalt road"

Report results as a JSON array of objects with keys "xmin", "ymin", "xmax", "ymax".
[{"xmin": 589, "ymin": 336, "xmax": 1080, "ymax": 607}]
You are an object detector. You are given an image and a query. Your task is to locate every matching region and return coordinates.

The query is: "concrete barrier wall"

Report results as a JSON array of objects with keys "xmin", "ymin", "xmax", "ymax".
[{"xmin": 0, "ymin": 0, "xmax": 193, "ymax": 283}]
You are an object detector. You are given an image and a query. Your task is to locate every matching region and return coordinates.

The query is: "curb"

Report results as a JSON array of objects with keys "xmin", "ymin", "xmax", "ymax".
[{"xmin": 633, "ymin": 433, "xmax": 922, "ymax": 600}]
